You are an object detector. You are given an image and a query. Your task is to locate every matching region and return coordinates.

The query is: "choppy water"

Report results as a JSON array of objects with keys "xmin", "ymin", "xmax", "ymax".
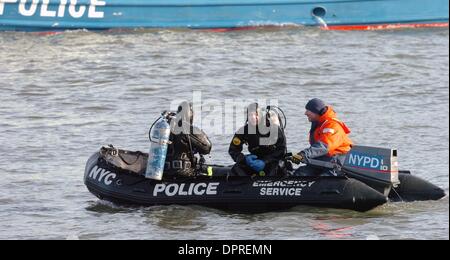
[{"xmin": 0, "ymin": 27, "xmax": 448, "ymax": 240}]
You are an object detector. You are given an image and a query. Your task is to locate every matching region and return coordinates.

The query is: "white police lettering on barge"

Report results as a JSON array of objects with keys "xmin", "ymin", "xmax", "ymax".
[
  {"xmin": 0, "ymin": 0, "xmax": 106, "ymax": 18},
  {"xmin": 153, "ymin": 183, "xmax": 220, "ymax": 197},
  {"xmin": 253, "ymin": 180, "xmax": 315, "ymax": 197}
]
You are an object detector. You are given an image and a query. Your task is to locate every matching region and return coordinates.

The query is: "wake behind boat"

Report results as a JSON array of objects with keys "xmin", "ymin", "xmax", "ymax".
[{"xmin": 0, "ymin": 0, "xmax": 448, "ymax": 32}]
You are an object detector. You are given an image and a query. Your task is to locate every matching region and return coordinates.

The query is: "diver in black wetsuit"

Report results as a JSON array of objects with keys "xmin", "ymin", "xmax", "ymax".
[
  {"xmin": 229, "ymin": 103, "xmax": 287, "ymax": 176},
  {"xmin": 164, "ymin": 101, "xmax": 212, "ymax": 177}
]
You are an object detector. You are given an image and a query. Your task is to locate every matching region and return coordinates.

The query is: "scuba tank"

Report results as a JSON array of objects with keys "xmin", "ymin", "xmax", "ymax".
[{"xmin": 145, "ymin": 111, "xmax": 174, "ymax": 180}]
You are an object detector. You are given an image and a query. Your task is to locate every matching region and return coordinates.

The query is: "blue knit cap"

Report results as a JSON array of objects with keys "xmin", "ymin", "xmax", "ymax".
[{"xmin": 305, "ymin": 98, "xmax": 327, "ymax": 115}]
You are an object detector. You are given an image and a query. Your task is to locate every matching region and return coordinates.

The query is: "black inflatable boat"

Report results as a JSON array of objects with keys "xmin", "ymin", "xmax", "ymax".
[
  {"xmin": 84, "ymin": 148, "xmax": 387, "ymax": 212},
  {"xmin": 83, "ymin": 146, "xmax": 446, "ymax": 213}
]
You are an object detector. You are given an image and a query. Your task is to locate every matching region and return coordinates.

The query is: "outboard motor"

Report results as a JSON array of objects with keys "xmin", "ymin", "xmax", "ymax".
[
  {"xmin": 343, "ymin": 145, "xmax": 400, "ymax": 196},
  {"xmin": 145, "ymin": 112, "xmax": 173, "ymax": 181}
]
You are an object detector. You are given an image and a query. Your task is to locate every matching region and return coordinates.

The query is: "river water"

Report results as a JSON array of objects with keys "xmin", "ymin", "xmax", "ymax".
[{"xmin": 0, "ymin": 27, "xmax": 448, "ymax": 240}]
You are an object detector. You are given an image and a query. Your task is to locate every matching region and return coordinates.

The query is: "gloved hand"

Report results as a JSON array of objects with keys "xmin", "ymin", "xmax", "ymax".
[
  {"xmin": 249, "ymin": 159, "xmax": 266, "ymax": 173},
  {"xmin": 292, "ymin": 152, "xmax": 307, "ymax": 165},
  {"xmin": 245, "ymin": 155, "xmax": 258, "ymax": 166}
]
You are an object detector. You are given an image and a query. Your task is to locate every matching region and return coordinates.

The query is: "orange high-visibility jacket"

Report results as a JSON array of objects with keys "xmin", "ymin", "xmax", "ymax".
[{"xmin": 308, "ymin": 106, "xmax": 353, "ymax": 157}]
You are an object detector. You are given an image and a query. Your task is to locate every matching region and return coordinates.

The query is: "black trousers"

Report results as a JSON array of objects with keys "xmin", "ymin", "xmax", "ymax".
[{"xmin": 294, "ymin": 154, "xmax": 347, "ymax": 177}]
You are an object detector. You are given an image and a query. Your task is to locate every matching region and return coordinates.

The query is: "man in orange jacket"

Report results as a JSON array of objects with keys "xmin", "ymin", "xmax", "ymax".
[{"xmin": 292, "ymin": 98, "xmax": 353, "ymax": 176}]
